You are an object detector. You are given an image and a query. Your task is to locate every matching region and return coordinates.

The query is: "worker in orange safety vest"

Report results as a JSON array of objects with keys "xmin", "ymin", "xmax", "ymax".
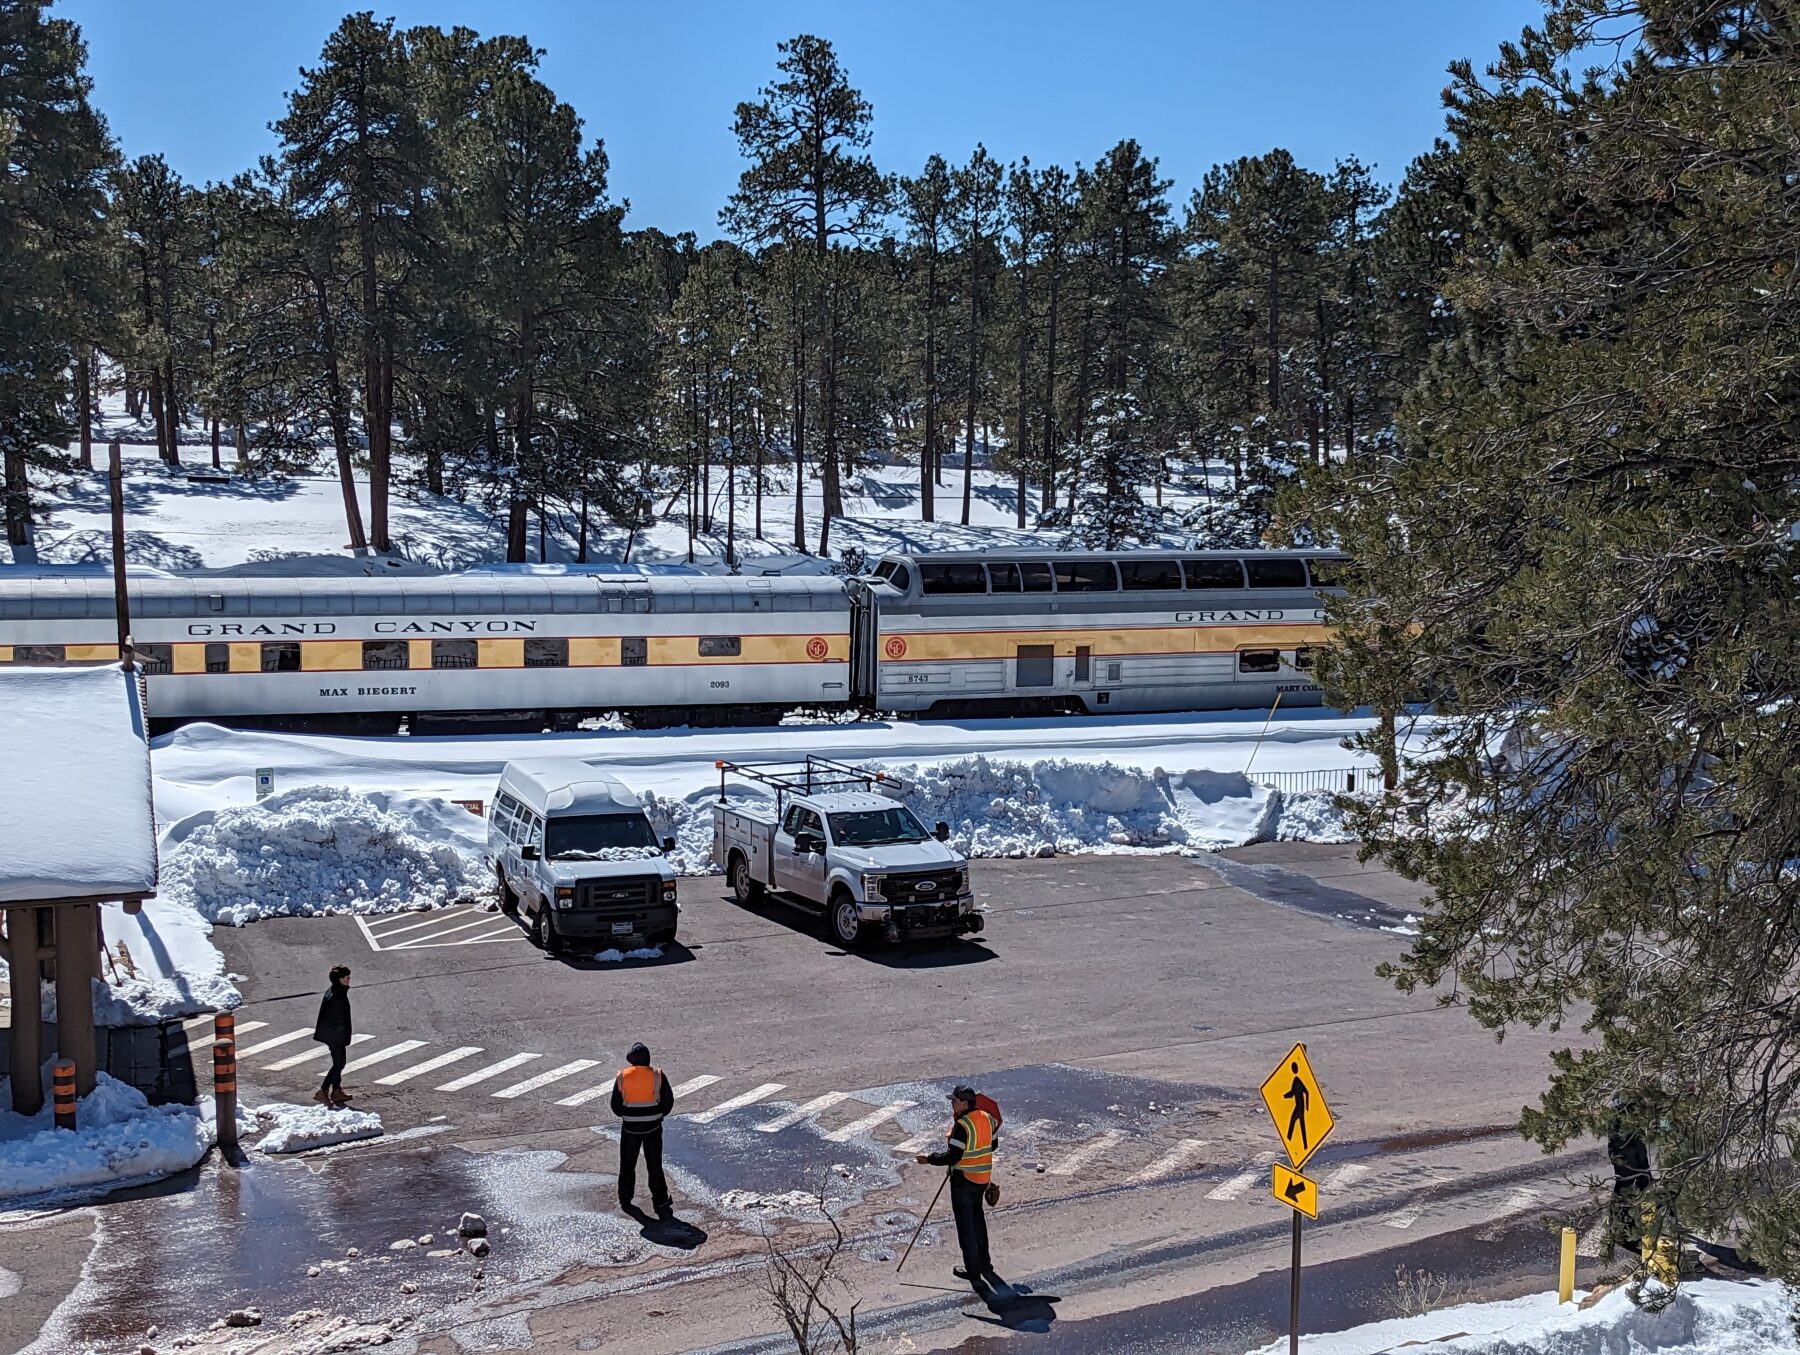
[
  {"xmin": 917, "ymin": 1083, "xmax": 1010, "ymax": 1297},
  {"xmin": 610, "ymin": 1042, "xmax": 675, "ymax": 1215}
]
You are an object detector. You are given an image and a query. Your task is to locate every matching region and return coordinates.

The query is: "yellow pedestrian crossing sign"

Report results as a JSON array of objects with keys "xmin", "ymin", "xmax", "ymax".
[
  {"xmin": 1273, "ymin": 1162, "xmax": 1318, "ymax": 1219},
  {"xmin": 1260, "ymin": 1042, "xmax": 1333, "ymax": 1169}
]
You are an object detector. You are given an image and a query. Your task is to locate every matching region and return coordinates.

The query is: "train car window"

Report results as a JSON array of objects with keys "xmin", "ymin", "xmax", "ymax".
[
  {"xmin": 1238, "ymin": 649, "xmax": 1280, "ymax": 674},
  {"xmin": 699, "ymin": 635, "xmax": 742, "ymax": 658},
  {"xmin": 136, "ymin": 644, "xmax": 174, "ymax": 675},
  {"xmin": 1074, "ymin": 646, "xmax": 1092, "ymax": 682},
  {"xmin": 1015, "ymin": 644, "xmax": 1054, "ymax": 687},
  {"xmin": 1245, "ymin": 558, "xmax": 1308, "ymax": 589},
  {"xmin": 987, "ymin": 562, "xmax": 1022, "ymax": 592},
  {"xmin": 524, "ymin": 637, "xmax": 568, "ymax": 668},
  {"xmin": 1306, "ymin": 558, "xmax": 1351, "ymax": 588},
  {"xmin": 874, "ymin": 560, "xmax": 898, "ymax": 582},
  {"xmin": 888, "ymin": 564, "xmax": 912, "ymax": 593},
  {"xmin": 1055, "ymin": 560, "xmax": 1118, "ymax": 592},
  {"xmin": 920, "ymin": 562, "xmax": 987, "ymax": 595},
  {"xmin": 1106, "ymin": 661, "xmax": 1123, "ymax": 683},
  {"xmin": 431, "ymin": 639, "xmax": 478, "ymax": 669},
  {"xmin": 1119, "ymin": 559, "xmax": 1182, "ymax": 590},
  {"xmin": 1184, "ymin": 558, "xmax": 1246, "ymax": 589},
  {"xmin": 1019, "ymin": 562, "xmax": 1054, "ymax": 592},
  {"xmin": 362, "ymin": 639, "xmax": 411, "ymax": 670},
  {"xmin": 622, "ymin": 636, "xmax": 647, "ymax": 666},
  {"xmin": 260, "ymin": 642, "xmax": 301, "ymax": 672},
  {"xmin": 13, "ymin": 644, "xmax": 65, "ymax": 664},
  {"xmin": 205, "ymin": 642, "xmax": 230, "ymax": 673},
  {"xmin": 1294, "ymin": 646, "xmax": 1316, "ymax": 671}
]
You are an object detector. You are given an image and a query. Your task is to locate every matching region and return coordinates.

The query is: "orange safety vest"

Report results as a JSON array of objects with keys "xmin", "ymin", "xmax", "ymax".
[
  {"xmin": 616, "ymin": 1065, "xmax": 664, "ymax": 1127},
  {"xmin": 949, "ymin": 1109, "xmax": 995, "ymax": 1184}
]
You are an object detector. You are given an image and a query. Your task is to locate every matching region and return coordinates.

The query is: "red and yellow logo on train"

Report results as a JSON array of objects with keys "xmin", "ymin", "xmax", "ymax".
[
  {"xmin": 805, "ymin": 636, "xmax": 829, "ymax": 661},
  {"xmin": 884, "ymin": 636, "xmax": 908, "ymax": 659}
]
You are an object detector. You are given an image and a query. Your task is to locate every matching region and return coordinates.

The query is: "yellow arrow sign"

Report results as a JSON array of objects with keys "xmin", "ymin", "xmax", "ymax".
[
  {"xmin": 1260, "ymin": 1042, "xmax": 1334, "ymax": 1169},
  {"xmin": 1272, "ymin": 1161, "xmax": 1318, "ymax": 1218}
]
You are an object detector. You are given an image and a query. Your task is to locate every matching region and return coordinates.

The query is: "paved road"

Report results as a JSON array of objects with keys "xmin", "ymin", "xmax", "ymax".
[{"xmin": 3, "ymin": 846, "xmax": 1611, "ymax": 1355}]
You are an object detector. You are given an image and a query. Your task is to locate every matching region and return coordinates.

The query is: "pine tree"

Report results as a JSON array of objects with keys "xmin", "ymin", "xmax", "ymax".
[
  {"xmin": 0, "ymin": 1, "xmax": 112, "ymax": 553},
  {"xmin": 723, "ymin": 35, "xmax": 889, "ymax": 552},
  {"xmin": 949, "ymin": 145, "xmax": 1002, "ymax": 526},
  {"xmin": 897, "ymin": 154, "xmax": 955, "ymax": 521},
  {"xmin": 1298, "ymin": 0, "xmax": 1800, "ymax": 1275}
]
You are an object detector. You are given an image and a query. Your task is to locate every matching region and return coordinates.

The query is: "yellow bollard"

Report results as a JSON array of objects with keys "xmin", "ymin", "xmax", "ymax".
[{"xmin": 1558, "ymin": 1226, "xmax": 1576, "ymax": 1302}]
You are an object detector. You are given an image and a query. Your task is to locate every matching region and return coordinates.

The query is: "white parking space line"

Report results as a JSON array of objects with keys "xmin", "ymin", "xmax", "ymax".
[
  {"xmin": 1049, "ymin": 1129, "xmax": 1127, "ymax": 1177},
  {"xmin": 437, "ymin": 1053, "xmax": 540, "ymax": 1092},
  {"xmin": 364, "ymin": 908, "xmax": 478, "ymax": 941},
  {"xmin": 1321, "ymin": 1162, "xmax": 1372, "ymax": 1191},
  {"xmin": 265, "ymin": 1033, "xmax": 374, "ymax": 1070},
  {"xmin": 453, "ymin": 927, "xmax": 524, "ymax": 945},
  {"xmin": 492, "ymin": 1059, "xmax": 601, "ymax": 1099},
  {"xmin": 235, "ymin": 1028, "xmax": 313, "ymax": 1058},
  {"xmin": 184, "ymin": 1020, "xmax": 268, "ymax": 1054},
  {"xmin": 392, "ymin": 916, "xmax": 508, "ymax": 948},
  {"xmin": 1132, "ymin": 1138, "xmax": 1210, "ymax": 1183},
  {"xmin": 1206, "ymin": 1151, "xmax": 1278, "ymax": 1200},
  {"xmin": 376, "ymin": 1046, "xmax": 483, "ymax": 1085},
  {"xmin": 824, "ymin": 1100, "xmax": 915, "ymax": 1143},
  {"xmin": 756, "ymin": 1091, "xmax": 852, "ymax": 1133},
  {"xmin": 671, "ymin": 1075, "xmax": 722, "ymax": 1099},
  {"xmin": 688, "ymin": 1082, "xmax": 786, "ymax": 1124},
  {"xmin": 341, "ymin": 1040, "xmax": 428, "ymax": 1075}
]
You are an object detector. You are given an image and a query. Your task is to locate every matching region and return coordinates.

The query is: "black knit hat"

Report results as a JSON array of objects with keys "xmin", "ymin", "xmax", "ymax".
[
  {"xmin": 949, "ymin": 1084, "xmax": 978, "ymax": 1103},
  {"xmin": 627, "ymin": 1042, "xmax": 651, "ymax": 1066}
]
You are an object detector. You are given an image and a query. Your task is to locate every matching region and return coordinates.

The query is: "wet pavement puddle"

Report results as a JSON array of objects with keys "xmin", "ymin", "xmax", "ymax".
[{"xmin": 1200, "ymin": 855, "xmax": 1422, "ymax": 933}]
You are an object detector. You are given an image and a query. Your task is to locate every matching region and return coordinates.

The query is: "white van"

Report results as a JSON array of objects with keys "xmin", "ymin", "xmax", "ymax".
[{"xmin": 488, "ymin": 759, "xmax": 680, "ymax": 954}]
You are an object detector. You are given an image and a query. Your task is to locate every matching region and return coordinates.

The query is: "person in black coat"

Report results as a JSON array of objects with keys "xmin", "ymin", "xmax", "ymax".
[
  {"xmin": 609, "ymin": 1041, "xmax": 676, "ymax": 1215},
  {"xmin": 312, "ymin": 965, "xmax": 353, "ymax": 1105}
]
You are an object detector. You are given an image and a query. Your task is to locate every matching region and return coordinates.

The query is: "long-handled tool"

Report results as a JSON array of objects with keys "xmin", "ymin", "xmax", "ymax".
[{"xmin": 896, "ymin": 1171, "xmax": 949, "ymax": 1273}]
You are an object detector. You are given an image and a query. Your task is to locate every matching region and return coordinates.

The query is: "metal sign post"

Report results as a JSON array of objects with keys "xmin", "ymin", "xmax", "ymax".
[{"xmin": 1260, "ymin": 1042, "xmax": 1334, "ymax": 1355}]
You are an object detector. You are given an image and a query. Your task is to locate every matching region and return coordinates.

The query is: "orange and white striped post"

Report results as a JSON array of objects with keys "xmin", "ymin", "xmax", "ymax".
[
  {"xmin": 51, "ymin": 1059, "xmax": 78, "ymax": 1132},
  {"xmin": 213, "ymin": 1040, "xmax": 237, "ymax": 1151}
]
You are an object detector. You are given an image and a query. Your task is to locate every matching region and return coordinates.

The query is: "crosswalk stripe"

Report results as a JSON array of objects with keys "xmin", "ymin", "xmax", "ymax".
[
  {"xmin": 554, "ymin": 1077, "xmax": 621, "ymax": 1108},
  {"xmin": 493, "ymin": 1059, "xmax": 601, "ymax": 1099},
  {"xmin": 376, "ymin": 1046, "xmax": 483, "ymax": 1085},
  {"xmin": 1578, "ymin": 1219, "xmax": 1609, "ymax": 1257},
  {"xmin": 392, "ymin": 916, "xmax": 506, "ymax": 948},
  {"xmin": 1205, "ymin": 1151, "xmax": 1277, "ymax": 1200},
  {"xmin": 894, "ymin": 1129, "xmax": 939, "ymax": 1153},
  {"xmin": 1132, "ymin": 1138, "xmax": 1210, "ymax": 1183},
  {"xmin": 824, "ymin": 1099, "xmax": 915, "ymax": 1143},
  {"xmin": 437, "ymin": 1053, "xmax": 540, "ymax": 1092},
  {"xmin": 688, "ymin": 1082, "xmax": 786, "ymax": 1124},
  {"xmin": 1049, "ymin": 1129, "xmax": 1127, "ymax": 1177},
  {"xmin": 1321, "ymin": 1162, "xmax": 1371, "ymax": 1191},
  {"xmin": 265, "ymin": 1033, "xmax": 374, "ymax": 1070},
  {"xmin": 364, "ymin": 907, "xmax": 476, "ymax": 941},
  {"xmin": 235, "ymin": 1028, "xmax": 313, "ymax": 1058},
  {"xmin": 671, "ymin": 1075, "xmax": 721, "ymax": 1099},
  {"xmin": 185, "ymin": 1020, "xmax": 268, "ymax": 1054},
  {"xmin": 1383, "ymin": 1201, "xmax": 1425, "ymax": 1229},
  {"xmin": 756, "ymin": 1091, "xmax": 852, "ymax": 1133},
  {"xmin": 1478, "ymin": 1187, "xmax": 1543, "ymax": 1242},
  {"xmin": 341, "ymin": 1040, "xmax": 428, "ymax": 1074}
]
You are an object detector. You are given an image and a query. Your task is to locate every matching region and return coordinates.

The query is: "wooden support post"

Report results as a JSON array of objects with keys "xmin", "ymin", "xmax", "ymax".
[
  {"xmin": 4, "ymin": 906, "xmax": 44, "ymax": 1116},
  {"xmin": 53, "ymin": 903, "xmax": 98, "ymax": 1097}
]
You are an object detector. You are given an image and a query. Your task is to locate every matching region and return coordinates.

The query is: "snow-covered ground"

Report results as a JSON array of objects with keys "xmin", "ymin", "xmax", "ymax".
[
  {"xmin": 252, "ymin": 1101, "xmax": 384, "ymax": 1155},
  {"xmin": 1242, "ymin": 1280, "xmax": 1797, "ymax": 1354},
  {"xmin": 0, "ymin": 1071, "xmax": 219, "ymax": 1202}
]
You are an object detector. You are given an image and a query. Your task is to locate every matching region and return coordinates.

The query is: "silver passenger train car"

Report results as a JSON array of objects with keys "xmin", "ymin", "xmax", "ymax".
[{"xmin": 0, "ymin": 549, "xmax": 1344, "ymax": 726}]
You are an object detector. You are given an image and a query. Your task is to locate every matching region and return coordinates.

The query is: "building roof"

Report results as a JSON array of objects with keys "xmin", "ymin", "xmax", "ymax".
[
  {"xmin": 0, "ymin": 664, "xmax": 158, "ymax": 905},
  {"xmin": 499, "ymin": 759, "xmax": 645, "ymax": 815}
]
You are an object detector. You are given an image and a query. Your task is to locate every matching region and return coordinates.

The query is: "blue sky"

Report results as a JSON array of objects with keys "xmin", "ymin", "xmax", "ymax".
[{"xmin": 62, "ymin": 1, "xmax": 1542, "ymax": 236}]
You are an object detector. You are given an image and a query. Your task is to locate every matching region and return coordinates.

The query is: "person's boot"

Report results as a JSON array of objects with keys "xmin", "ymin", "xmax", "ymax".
[{"xmin": 312, "ymin": 1089, "xmax": 330, "ymax": 1104}]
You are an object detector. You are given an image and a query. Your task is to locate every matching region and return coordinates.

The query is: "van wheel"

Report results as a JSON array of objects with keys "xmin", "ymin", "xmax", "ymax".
[
  {"xmin": 528, "ymin": 905, "xmax": 549, "ymax": 951},
  {"xmin": 730, "ymin": 854, "xmax": 765, "ymax": 906},
  {"xmin": 498, "ymin": 868, "xmax": 519, "ymax": 916},
  {"xmin": 829, "ymin": 890, "xmax": 866, "ymax": 949}
]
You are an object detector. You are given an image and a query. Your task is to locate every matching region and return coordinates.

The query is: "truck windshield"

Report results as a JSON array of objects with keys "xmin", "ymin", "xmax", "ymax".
[
  {"xmin": 830, "ymin": 807, "xmax": 930, "ymax": 847},
  {"xmin": 545, "ymin": 813, "xmax": 658, "ymax": 858}
]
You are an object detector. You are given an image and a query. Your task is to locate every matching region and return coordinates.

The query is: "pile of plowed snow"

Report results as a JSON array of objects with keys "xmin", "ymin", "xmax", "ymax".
[
  {"xmin": 159, "ymin": 785, "xmax": 489, "ymax": 925},
  {"xmin": 644, "ymin": 754, "xmax": 1354, "ymax": 872}
]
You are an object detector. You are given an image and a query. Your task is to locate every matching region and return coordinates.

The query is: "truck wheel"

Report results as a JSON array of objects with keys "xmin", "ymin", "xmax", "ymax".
[
  {"xmin": 829, "ymin": 891, "xmax": 865, "ymax": 949},
  {"xmin": 498, "ymin": 868, "xmax": 519, "ymax": 916},
  {"xmin": 730, "ymin": 854, "xmax": 765, "ymax": 906}
]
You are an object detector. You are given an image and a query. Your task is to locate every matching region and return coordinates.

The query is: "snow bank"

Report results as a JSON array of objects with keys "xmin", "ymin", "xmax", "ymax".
[
  {"xmin": 253, "ymin": 1102, "xmax": 384, "ymax": 1154},
  {"xmin": 0, "ymin": 1072, "xmax": 215, "ymax": 1200},
  {"xmin": 159, "ymin": 785, "xmax": 489, "ymax": 925},
  {"xmin": 1271, "ymin": 788, "xmax": 1358, "ymax": 844},
  {"xmin": 1241, "ymin": 1280, "xmax": 1797, "ymax": 1355}
]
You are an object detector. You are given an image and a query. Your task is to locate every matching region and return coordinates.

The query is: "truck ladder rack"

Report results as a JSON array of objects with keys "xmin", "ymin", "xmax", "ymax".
[{"xmin": 714, "ymin": 755, "xmax": 907, "ymax": 810}]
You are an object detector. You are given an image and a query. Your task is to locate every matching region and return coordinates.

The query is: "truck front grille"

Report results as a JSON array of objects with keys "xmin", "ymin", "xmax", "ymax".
[
  {"xmin": 575, "ymin": 876, "xmax": 661, "ymax": 912},
  {"xmin": 880, "ymin": 870, "xmax": 963, "ymax": 904}
]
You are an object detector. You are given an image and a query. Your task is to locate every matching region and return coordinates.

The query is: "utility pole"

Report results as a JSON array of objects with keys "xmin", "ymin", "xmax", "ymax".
[{"xmin": 108, "ymin": 443, "xmax": 134, "ymax": 671}]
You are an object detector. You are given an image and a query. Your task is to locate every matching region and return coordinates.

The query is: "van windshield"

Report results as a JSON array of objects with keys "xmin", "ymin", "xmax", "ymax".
[
  {"xmin": 545, "ymin": 813, "xmax": 659, "ymax": 859},
  {"xmin": 830, "ymin": 807, "xmax": 930, "ymax": 847}
]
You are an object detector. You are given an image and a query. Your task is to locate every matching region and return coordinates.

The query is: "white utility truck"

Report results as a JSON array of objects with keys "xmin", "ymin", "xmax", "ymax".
[{"xmin": 711, "ymin": 757, "xmax": 981, "ymax": 948}]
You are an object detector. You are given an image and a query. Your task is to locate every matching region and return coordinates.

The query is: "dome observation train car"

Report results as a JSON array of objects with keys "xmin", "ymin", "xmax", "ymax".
[{"xmin": 0, "ymin": 550, "xmax": 1345, "ymax": 727}]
